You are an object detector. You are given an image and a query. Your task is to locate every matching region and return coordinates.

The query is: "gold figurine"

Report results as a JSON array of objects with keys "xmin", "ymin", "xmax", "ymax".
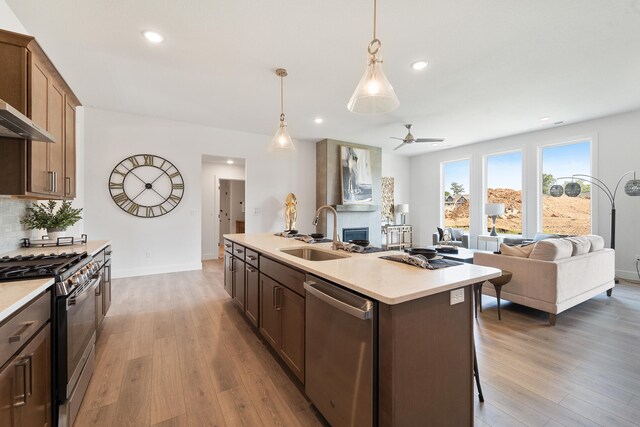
[{"xmin": 284, "ymin": 193, "xmax": 297, "ymax": 231}]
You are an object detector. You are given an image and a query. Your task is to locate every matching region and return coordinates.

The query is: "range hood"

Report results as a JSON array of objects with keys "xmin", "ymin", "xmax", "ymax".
[{"xmin": 0, "ymin": 99, "xmax": 56, "ymax": 143}]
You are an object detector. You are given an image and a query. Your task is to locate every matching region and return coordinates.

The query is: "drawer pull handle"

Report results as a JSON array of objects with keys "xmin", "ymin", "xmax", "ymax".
[
  {"xmin": 224, "ymin": 244, "xmax": 232, "ymax": 248},
  {"xmin": 234, "ymin": 249, "xmax": 243, "ymax": 254},
  {"xmin": 247, "ymin": 255, "xmax": 257, "ymax": 261},
  {"xmin": 9, "ymin": 322, "xmax": 34, "ymax": 343},
  {"xmin": 246, "ymin": 266, "xmax": 257, "ymax": 273}
]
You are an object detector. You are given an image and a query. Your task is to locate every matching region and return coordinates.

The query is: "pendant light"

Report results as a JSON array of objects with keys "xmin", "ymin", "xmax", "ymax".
[
  {"xmin": 269, "ymin": 68, "xmax": 295, "ymax": 152},
  {"xmin": 347, "ymin": 0, "xmax": 399, "ymax": 114}
]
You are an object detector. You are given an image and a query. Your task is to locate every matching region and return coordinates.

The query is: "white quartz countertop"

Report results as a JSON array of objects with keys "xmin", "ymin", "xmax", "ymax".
[
  {"xmin": 0, "ymin": 240, "xmax": 110, "ymax": 323},
  {"xmin": 224, "ymin": 233, "xmax": 501, "ymax": 305}
]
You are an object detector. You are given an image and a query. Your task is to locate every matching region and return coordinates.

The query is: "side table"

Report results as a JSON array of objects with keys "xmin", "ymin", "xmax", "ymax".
[
  {"xmin": 474, "ymin": 270, "xmax": 513, "ymax": 320},
  {"xmin": 477, "ymin": 235, "xmax": 503, "ymax": 251}
]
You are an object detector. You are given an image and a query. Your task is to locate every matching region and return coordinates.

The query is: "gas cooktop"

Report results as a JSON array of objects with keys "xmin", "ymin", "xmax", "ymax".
[{"xmin": 0, "ymin": 252, "xmax": 88, "ymax": 282}]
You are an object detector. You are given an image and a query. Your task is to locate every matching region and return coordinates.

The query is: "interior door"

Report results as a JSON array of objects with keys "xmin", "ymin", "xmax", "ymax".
[{"xmin": 259, "ymin": 275, "xmax": 280, "ymax": 349}]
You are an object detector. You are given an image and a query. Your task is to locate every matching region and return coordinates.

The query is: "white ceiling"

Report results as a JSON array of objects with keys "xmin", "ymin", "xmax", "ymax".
[{"xmin": 7, "ymin": 0, "xmax": 640, "ymax": 156}]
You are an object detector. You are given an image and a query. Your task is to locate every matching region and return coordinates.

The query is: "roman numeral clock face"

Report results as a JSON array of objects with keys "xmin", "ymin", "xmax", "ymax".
[{"xmin": 108, "ymin": 154, "xmax": 184, "ymax": 218}]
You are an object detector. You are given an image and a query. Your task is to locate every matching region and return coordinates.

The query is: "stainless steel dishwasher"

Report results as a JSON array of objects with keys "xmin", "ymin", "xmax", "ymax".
[{"xmin": 304, "ymin": 275, "xmax": 376, "ymax": 427}]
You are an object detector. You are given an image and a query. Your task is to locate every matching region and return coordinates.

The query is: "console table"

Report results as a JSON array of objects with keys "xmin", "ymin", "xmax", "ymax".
[
  {"xmin": 477, "ymin": 235, "xmax": 503, "ymax": 251},
  {"xmin": 382, "ymin": 225, "xmax": 413, "ymax": 250}
]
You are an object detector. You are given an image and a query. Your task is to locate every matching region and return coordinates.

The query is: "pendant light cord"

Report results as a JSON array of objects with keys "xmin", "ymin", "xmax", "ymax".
[
  {"xmin": 280, "ymin": 74, "xmax": 285, "ymax": 123},
  {"xmin": 373, "ymin": 0, "xmax": 377, "ymax": 40}
]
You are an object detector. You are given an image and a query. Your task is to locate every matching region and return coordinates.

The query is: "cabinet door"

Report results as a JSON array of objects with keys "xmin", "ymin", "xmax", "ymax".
[
  {"xmin": 0, "ymin": 353, "xmax": 15, "ymax": 426},
  {"xmin": 28, "ymin": 54, "xmax": 50, "ymax": 195},
  {"xmin": 103, "ymin": 264, "xmax": 112, "ymax": 316},
  {"xmin": 14, "ymin": 323, "xmax": 51, "ymax": 427},
  {"xmin": 64, "ymin": 97, "xmax": 76, "ymax": 198},
  {"xmin": 259, "ymin": 275, "xmax": 280, "ymax": 349},
  {"xmin": 245, "ymin": 264, "xmax": 259, "ymax": 327},
  {"xmin": 279, "ymin": 287, "xmax": 305, "ymax": 382},
  {"xmin": 47, "ymin": 81, "xmax": 64, "ymax": 198},
  {"xmin": 233, "ymin": 259, "xmax": 246, "ymax": 308},
  {"xmin": 95, "ymin": 280, "xmax": 104, "ymax": 329},
  {"xmin": 223, "ymin": 252, "xmax": 233, "ymax": 297}
]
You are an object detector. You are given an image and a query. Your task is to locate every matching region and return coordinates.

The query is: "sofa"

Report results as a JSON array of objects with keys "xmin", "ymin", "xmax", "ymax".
[
  {"xmin": 474, "ymin": 235, "xmax": 615, "ymax": 325},
  {"xmin": 432, "ymin": 227, "xmax": 470, "ymax": 248}
]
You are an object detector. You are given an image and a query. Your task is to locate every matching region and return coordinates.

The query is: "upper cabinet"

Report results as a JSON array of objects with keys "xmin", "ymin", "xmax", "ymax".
[{"xmin": 0, "ymin": 29, "xmax": 81, "ymax": 199}]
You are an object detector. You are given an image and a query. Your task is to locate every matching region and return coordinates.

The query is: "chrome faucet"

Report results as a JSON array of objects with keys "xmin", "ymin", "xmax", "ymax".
[{"xmin": 313, "ymin": 205, "xmax": 340, "ymax": 250}]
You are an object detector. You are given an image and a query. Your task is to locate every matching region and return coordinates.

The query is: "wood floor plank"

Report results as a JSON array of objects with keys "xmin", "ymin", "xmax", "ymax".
[
  {"xmin": 128, "ymin": 312, "xmax": 155, "ymax": 360},
  {"xmin": 113, "ymin": 356, "xmax": 153, "ymax": 426},
  {"xmin": 559, "ymin": 394, "xmax": 638, "ymax": 427},
  {"xmin": 217, "ymin": 387, "xmax": 264, "ymax": 427},
  {"xmin": 151, "ymin": 336, "xmax": 187, "ymax": 424},
  {"xmin": 74, "ymin": 402, "xmax": 119, "ymax": 427}
]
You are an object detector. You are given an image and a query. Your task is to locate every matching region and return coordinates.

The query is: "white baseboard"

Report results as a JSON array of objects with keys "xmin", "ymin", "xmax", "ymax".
[
  {"xmin": 616, "ymin": 269, "xmax": 640, "ymax": 281},
  {"xmin": 113, "ymin": 262, "xmax": 202, "ymax": 279},
  {"xmin": 201, "ymin": 252, "xmax": 219, "ymax": 260}
]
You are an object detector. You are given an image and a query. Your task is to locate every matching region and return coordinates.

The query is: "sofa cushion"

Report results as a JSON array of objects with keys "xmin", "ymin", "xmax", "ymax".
[
  {"xmin": 499, "ymin": 243, "xmax": 534, "ymax": 258},
  {"xmin": 564, "ymin": 236, "xmax": 591, "ymax": 256},
  {"xmin": 584, "ymin": 235, "xmax": 605, "ymax": 252},
  {"xmin": 529, "ymin": 239, "xmax": 573, "ymax": 261},
  {"xmin": 451, "ymin": 228, "xmax": 464, "ymax": 241},
  {"xmin": 533, "ymin": 232, "xmax": 559, "ymax": 241}
]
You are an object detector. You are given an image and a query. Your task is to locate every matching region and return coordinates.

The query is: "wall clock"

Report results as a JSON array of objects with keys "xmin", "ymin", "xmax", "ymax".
[{"xmin": 108, "ymin": 154, "xmax": 184, "ymax": 218}]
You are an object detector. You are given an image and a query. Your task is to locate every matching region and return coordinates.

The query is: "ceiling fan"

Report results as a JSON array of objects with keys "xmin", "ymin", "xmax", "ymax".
[{"xmin": 391, "ymin": 124, "xmax": 444, "ymax": 150}]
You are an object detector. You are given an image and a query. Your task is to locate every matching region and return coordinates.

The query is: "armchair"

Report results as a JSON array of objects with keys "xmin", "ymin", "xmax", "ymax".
[{"xmin": 432, "ymin": 227, "xmax": 469, "ymax": 248}]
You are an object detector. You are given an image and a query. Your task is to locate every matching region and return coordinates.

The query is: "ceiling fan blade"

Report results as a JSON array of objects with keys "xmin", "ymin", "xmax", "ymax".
[
  {"xmin": 390, "ymin": 137, "xmax": 405, "ymax": 141},
  {"xmin": 393, "ymin": 142, "xmax": 406, "ymax": 150},
  {"xmin": 415, "ymin": 138, "xmax": 445, "ymax": 143}
]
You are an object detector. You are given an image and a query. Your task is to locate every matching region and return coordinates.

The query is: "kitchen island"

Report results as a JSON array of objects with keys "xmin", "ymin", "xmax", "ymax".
[{"xmin": 223, "ymin": 233, "xmax": 501, "ymax": 426}]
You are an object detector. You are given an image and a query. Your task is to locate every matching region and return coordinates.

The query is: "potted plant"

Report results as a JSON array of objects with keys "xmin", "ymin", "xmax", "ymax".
[{"xmin": 21, "ymin": 200, "xmax": 83, "ymax": 240}]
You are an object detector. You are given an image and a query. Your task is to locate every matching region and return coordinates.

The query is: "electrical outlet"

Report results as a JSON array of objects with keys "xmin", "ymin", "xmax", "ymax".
[{"xmin": 450, "ymin": 288, "xmax": 465, "ymax": 305}]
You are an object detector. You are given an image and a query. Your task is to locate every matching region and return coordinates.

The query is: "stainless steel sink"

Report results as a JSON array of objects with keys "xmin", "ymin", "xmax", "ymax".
[{"xmin": 280, "ymin": 247, "xmax": 350, "ymax": 261}]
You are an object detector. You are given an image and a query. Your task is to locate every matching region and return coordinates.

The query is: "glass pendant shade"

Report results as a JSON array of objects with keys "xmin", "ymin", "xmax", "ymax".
[
  {"xmin": 564, "ymin": 182, "xmax": 581, "ymax": 197},
  {"xmin": 624, "ymin": 179, "xmax": 640, "ymax": 196},
  {"xmin": 348, "ymin": 58, "xmax": 399, "ymax": 114},
  {"xmin": 549, "ymin": 184, "xmax": 564, "ymax": 197},
  {"xmin": 269, "ymin": 122, "xmax": 295, "ymax": 152}
]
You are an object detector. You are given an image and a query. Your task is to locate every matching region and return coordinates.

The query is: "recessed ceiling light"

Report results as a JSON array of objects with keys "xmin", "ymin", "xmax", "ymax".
[
  {"xmin": 411, "ymin": 61, "xmax": 428, "ymax": 71},
  {"xmin": 226, "ymin": 160, "xmax": 234, "ymax": 165},
  {"xmin": 142, "ymin": 30, "xmax": 164, "ymax": 43},
  {"xmin": 314, "ymin": 117, "xmax": 323, "ymax": 124},
  {"xmin": 539, "ymin": 116, "xmax": 551, "ymax": 121}
]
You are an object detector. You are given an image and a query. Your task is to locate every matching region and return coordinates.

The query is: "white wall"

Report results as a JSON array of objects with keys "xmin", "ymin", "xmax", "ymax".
[
  {"xmin": 0, "ymin": 0, "xmax": 27, "ymax": 33},
  {"xmin": 410, "ymin": 109, "xmax": 640, "ymax": 280},
  {"xmin": 201, "ymin": 162, "xmax": 245, "ymax": 260},
  {"xmin": 84, "ymin": 107, "xmax": 315, "ymax": 278}
]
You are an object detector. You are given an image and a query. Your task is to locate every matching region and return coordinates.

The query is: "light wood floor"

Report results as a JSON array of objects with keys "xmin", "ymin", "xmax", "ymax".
[{"xmin": 75, "ymin": 260, "xmax": 640, "ymax": 426}]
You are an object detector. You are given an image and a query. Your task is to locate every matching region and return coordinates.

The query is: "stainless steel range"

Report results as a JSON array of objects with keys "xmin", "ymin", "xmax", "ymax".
[{"xmin": 0, "ymin": 251, "xmax": 100, "ymax": 427}]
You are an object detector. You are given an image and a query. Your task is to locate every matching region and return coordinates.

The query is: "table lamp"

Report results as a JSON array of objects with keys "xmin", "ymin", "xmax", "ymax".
[
  {"xmin": 485, "ymin": 203, "xmax": 505, "ymax": 236},
  {"xmin": 396, "ymin": 204, "xmax": 409, "ymax": 225}
]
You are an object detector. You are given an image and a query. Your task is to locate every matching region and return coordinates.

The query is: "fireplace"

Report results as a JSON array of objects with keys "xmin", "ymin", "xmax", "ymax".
[{"xmin": 342, "ymin": 227, "xmax": 369, "ymax": 242}]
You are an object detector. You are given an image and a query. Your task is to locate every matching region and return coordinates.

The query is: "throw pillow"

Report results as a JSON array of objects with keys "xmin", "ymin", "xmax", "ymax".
[
  {"xmin": 529, "ymin": 239, "xmax": 573, "ymax": 261},
  {"xmin": 451, "ymin": 228, "xmax": 464, "ymax": 241},
  {"xmin": 584, "ymin": 235, "xmax": 605, "ymax": 252},
  {"xmin": 564, "ymin": 236, "xmax": 591, "ymax": 256},
  {"xmin": 533, "ymin": 232, "xmax": 558, "ymax": 241},
  {"xmin": 499, "ymin": 243, "xmax": 534, "ymax": 258},
  {"xmin": 437, "ymin": 227, "xmax": 444, "ymax": 241}
]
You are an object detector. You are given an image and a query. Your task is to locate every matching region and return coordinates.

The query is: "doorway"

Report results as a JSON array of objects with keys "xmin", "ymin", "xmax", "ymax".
[{"xmin": 219, "ymin": 178, "xmax": 245, "ymax": 245}]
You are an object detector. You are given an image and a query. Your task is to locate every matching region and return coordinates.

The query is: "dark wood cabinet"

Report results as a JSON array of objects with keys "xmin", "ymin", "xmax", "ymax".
[
  {"xmin": 232, "ymin": 258, "xmax": 246, "ymax": 308},
  {"xmin": 259, "ymin": 275, "xmax": 280, "ymax": 348},
  {"xmin": 279, "ymin": 287, "xmax": 305, "ymax": 382},
  {"xmin": 223, "ymin": 252, "xmax": 233, "ymax": 297},
  {"xmin": 245, "ymin": 264, "xmax": 259, "ymax": 327},
  {"xmin": 103, "ymin": 262, "xmax": 112, "ymax": 316},
  {"xmin": 0, "ymin": 289, "xmax": 52, "ymax": 427},
  {"xmin": 0, "ymin": 29, "xmax": 80, "ymax": 198}
]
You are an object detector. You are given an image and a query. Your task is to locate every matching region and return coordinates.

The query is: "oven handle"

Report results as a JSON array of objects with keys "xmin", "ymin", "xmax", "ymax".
[{"xmin": 67, "ymin": 275, "xmax": 101, "ymax": 309}]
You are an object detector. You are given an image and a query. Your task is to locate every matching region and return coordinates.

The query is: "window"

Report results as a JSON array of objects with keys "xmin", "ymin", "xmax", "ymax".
[
  {"xmin": 541, "ymin": 141, "xmax": 591, "ymax": 235},
  {"xmin": 442, "ymin": 159, "xmax": 470, "ymax": 230},
  {"xmin": 485, "ymin": 151, "xmax": 523, "ymax": 235}
]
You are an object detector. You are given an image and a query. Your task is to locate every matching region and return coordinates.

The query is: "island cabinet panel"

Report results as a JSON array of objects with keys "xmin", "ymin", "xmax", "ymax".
[
  {"xmin": 223, "ymin": 252, "xmax": 233, "ymax": 297},
  {"xmin": 378, "ymin": 286, "xmax": 473, "ymax": 427},
  {"xmin": 245, "ymin": 263, "xmax": 259, "ymax": 327},
  {"xmin": 232, "ymin": 257, "xmax": 246, "ymax": 308},
  {"xmin": 245, "ymin": 249, "xmax": 259, "ymax": 268},
  {"xmin": 223, "ymin": 239, "xmax": 233, "ymax": 253},
  {"xmin": 260, "ymin": 257, "xmax": 305, "ymax": 296},
  {"xmin": 259, "ymin": 275, "xmax": 280, "ymax": 348},
  {"xmin": 279, "ymin": 287, "xmax": 305, "ymax": 382}
]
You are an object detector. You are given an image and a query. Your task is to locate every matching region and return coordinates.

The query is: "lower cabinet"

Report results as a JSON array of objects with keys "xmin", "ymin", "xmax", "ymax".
[
  {"xmin": 223, "ymin": 251, "xmax": 233, "ymax": 297},
  {"xmin": 259, "ymin": 274, "xmax": 305, "ymax": 382},
  {"xmin": 0, "ymin": 323, "xmax": 51, "ymax": 427},
  {"xmin": 245, "ymin": 264, "xmax": 259, "ymax": 327},
  {"xmin": 232, "ymin": 258, "xmax": 246, "ymax": 308}
]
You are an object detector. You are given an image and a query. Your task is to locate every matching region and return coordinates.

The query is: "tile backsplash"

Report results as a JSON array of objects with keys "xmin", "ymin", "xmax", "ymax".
[{"xmin": 0, "ymin": 198, "xmax": 36, "ymax": 253}]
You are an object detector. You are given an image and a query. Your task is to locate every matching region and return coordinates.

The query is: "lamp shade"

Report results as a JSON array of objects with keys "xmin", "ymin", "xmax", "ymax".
[
  {"xmin": 347, "ymin": 59, "xmax": 399, "ymax": 114},
  {"xmin": 396, "ymin": 204, "xmax": 409, "ymax": 213},
  {"xmin": 485, "ymin": 203, "xmax": 505, "ymax": 216},
  {"xmin": 269, "ymin": 123, "xmax": 295, "ymax": 152},
  {"xmin": 549, "ymin": 184, "xmax": 564, "ymax": 197},
  {"xmin": 564, "ymin": 181, "xmax": 581, "ymax": 197},
  {"xmin": 624, "ymin": 179, "xmax": 640, "ymax": 196}
]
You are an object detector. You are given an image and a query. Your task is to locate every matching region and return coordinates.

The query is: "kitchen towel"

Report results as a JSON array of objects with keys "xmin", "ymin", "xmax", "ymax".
[{"xmin": 380, "ymin": 254, "xmax": 463, "ymax": 270}]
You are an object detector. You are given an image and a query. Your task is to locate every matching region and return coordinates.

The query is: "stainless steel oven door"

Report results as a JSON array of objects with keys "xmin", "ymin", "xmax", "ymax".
[{"xmin": 66, "ymin": 275, "xmax": 99, "ymax": 396}]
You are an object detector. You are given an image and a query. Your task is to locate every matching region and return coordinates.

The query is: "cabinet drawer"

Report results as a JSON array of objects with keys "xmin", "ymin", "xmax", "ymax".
[
  {"xmin": 0, "ymin": 289, "xmax": 51, "ymax": 367},
  {"xmin": 223, "ymin": 239, "xmax": 233, "ymax": 254},
  {"xmin": 260, "ymin": 257, "xmax": 305, "ymax": 297},
  {"xmin": 232, "ymin": 244, "xmax": 245, "ymax": 260},
  {"xmin": 245, "ymin": 249, "xmax": 259, "ymax": 268}
]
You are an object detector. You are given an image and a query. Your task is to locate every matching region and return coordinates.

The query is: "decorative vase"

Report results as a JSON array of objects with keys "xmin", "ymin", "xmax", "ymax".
[{"xmin": 46, "ymin": 228, "xmax": 66, "ymax": 241}]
